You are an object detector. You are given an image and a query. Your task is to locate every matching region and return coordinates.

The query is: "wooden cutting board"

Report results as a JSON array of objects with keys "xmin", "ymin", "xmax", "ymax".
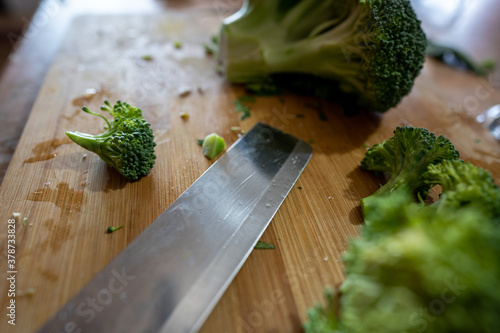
[{"xmin": 1, "ymin": 9, "xmax": 499, "ymax": 333}]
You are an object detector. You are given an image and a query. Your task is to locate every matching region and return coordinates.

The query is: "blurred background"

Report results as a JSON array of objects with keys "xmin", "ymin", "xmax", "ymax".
[
  {"xmin": 0, "ymin": 0, "xmax": 499, "ymax": 74},
  {"xmin": 0, "ymin": 0, "xmax": 498, "ymax": 181},
  {"xmin": 411, "ymin": 0, "xmax": 500, "ymax": 63},
  {"xmin": 0, "ymin": 0, "xmax": 38, "ymax": 71},
  {"xmin": 0, "ymin": 0, "xmax": 243, "ymax": 74}
]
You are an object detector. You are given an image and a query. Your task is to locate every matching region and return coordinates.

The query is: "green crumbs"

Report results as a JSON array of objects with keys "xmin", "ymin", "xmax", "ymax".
[
  {"xmin": 254, "ymin": 241, "xmax": 275, "ymax": 249},
  {"xmin": 233, "ymin": 95, "xmax": 257, "ymax": 120},
  {"xmin": 237, "ymin": 95, "xmax": 256, "ymax": 103},
  {"xmin": 107, "ymin": 225, "xmax": 124, "ymax": 233},
  {"xmin": 245, "ymin": 82, "xmax": 282, "ymax": 96},
  {"xmin": 202, "ymin": 133, "xmax": 226, "ymax": 160}
]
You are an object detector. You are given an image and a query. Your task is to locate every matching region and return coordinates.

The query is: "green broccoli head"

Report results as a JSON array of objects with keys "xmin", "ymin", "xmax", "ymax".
[
  {"xmin": 304, "ymin": 197, "xmax": 500, "ymax": 333},
  {"xmin": 218, "ymin": 0, "xmax": 427, "ymax": 111},
  {"xmin": 424, "ymin": 160, "xmax": 500, "ymax": 220},
  {"xmin": 360, "ymin": 126, "xmax": 459, "ymax": 219},
  {"xmin": 304, "ymin": 127, "xmax": 500, "ymax": 333},
  {"xmin": 340, "ymin": 198, "xmax": 500, "ymax": 333},
  {"xmin": 65, "ymin": 100, "xmax": 156, "ymax": 181}
]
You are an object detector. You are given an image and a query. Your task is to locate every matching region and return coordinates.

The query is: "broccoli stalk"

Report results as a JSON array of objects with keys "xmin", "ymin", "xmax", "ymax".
[
  {"xmin": 218, "ymin": 0, "xmax": 427, "ymax": 111},
  {"xmin": 66, "ymin": 100, "xmax": 156, "ymax": 181},
  {"xmin": 360, "ymin": 126, "xmax": 459, "ymax": 221}
]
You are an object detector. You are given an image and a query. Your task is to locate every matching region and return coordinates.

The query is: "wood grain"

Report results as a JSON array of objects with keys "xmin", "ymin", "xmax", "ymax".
[{"xmin": 0, "ymin": 9, "xmax": 499, "ymax": 333}]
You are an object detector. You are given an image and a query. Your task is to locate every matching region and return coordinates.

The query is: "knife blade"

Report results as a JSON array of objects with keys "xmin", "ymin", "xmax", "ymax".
[{"xmin": 37, "ymin": 122, "xmax": 313, "ymax": 333}]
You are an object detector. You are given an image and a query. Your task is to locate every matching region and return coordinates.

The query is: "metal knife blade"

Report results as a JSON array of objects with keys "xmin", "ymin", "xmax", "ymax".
[{"xmin": 37, "ymin": 122, "xmax": 313, "ymax": 333}]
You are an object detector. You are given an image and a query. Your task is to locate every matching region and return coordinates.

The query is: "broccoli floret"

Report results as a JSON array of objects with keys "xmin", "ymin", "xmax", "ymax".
[
  {"xmin": 305, "ymin": 127, "xmax": 500, "ymax": 333},
  {"xmin": 218, "ymin": 0, "xmax": 427, "ymax": 112},
  {"xmin": 65, "ymin": 100, "xmax": 156, "ymax": 181},
  {"xmin": 340, "ymin": 199, "xmax": 500, "ymax": 333},
  {"xmin": 424, "ymin": 159, "xmax": 500, "ymax": 220},
  {"xmin": 360, "ymin": 126, "xmax": 459, "ymax": 220},
  {"xmin": 305, "ymin": 192, "xmax": 500, "ymax": 333}
]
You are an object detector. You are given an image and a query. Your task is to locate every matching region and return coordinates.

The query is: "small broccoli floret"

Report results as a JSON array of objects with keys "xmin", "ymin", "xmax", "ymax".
[
  {"xmin": 218, "ymin": 0, "xmax": 427, "ymax": 112},
  {"xmin": 65, "ymin": 100, "xmax": 156, "ymax": 181},
  {"xmin": 424, "ymin": 159, "xmax": 500, "ymax": 220},
  {"xmin": 360, "ymin": 126, "xmax": 459, "ymax": 220}
]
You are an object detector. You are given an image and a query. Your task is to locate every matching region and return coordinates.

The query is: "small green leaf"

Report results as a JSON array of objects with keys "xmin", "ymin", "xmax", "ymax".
[
  {"xmin": 255, "ymin": 241, "xmax": 275, "ymax": 249},
  {"xmin": 238, "ymin": 95, "xmax": 256, "ymax": 103},
  {"xmin": 233, "ymin": 100, "xmax": 251, "ymax": 120},
  {"xmin": 245, "ymin": 82, "xmax": 282, "ymax": 96}
]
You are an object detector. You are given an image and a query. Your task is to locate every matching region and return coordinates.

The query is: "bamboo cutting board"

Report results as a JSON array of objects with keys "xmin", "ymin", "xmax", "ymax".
[{"xmin": 1, "ymin": 9, "xmax": 499, "ymax": 333}]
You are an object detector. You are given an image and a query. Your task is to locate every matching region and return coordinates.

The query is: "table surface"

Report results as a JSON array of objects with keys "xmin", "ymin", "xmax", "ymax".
[{"xmin": 1, "ymin": 1, "xmax": 500, "ymax": 333}]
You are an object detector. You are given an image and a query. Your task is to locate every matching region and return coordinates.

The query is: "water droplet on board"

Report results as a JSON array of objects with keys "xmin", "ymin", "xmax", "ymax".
[{"xmin": 23, "ymin": 138, "xmax": 71, "ymax": 164}]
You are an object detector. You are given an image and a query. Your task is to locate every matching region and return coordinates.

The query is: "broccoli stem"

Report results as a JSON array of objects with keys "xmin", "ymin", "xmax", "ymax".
[
  {"xmin": 65, "ymin": 131, "xmax": 117, "ymax": 169},
  {"xmin": 222, "ymin": 3, "xmax": 365, "ymax": 93},
  {"xmin": 107, "ymin": 225, "xmax": 124, "ymax": 233},
  {"xmin": 65, "ymin": 131, "xmax": 104, "ymax": 155}
]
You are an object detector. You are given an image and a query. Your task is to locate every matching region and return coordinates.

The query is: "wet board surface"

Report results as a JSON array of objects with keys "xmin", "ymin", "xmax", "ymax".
[{"xmin": 0, "ymin": 9, "xmax": 499, "ymax": 333}]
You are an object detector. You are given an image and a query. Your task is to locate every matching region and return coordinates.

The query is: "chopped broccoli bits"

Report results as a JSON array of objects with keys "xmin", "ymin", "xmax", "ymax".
[
  {"xmin": 254, "ymin": 241, "xmax": 275, "ymax": 249},
  {"xmin": 202, "ymin": 133, "xmax": 226, "ymax": 159},
  {"xmin": 66, "ymin": 100, "xmax": 156, "ymax": 181},
  {"xmin": 107, "ymin": 225, "xmax": 124, "ymax": 233}
]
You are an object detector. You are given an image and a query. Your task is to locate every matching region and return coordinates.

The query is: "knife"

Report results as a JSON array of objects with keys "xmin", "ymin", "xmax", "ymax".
[{"xmin": 37, "ymin": 122, "xmax": 313, "ymax": 333}]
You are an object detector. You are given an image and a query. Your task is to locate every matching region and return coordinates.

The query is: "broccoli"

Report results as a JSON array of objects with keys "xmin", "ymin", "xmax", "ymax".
[
  {"xmin": 65, "ymin": 100, "xmax": 156, "ymax": 181},
  {"xmin": 306, "ymin": 198, "xmax": 500, "ymax": 333},
  {"xmin": 218, "ymin": 0, "xmax": 427, "ymax": 112},
  {"xmin": 339, "ymin": 199, "xmax": 500, "ymax": 333},
  {"xmin": 201, "ymin": 133, "xmax": 226, "ymax": 159},
  {"xmin": 107, "ymin": 225, "xmax": 124, "ymax": 233},
  {"xmin": 304, "ymin": 127, "xmax": 500, "ymax": 333},
  {"xmin": 360, "ymin": 126, "xmax": 459, "ymax": 221},
  {"xmin": 254, "ymin": 240, "xmax": 276, "ymax": 249},
  {"xmin": 424, "ymin": 159, "xmax": 500, "ymax": 221}
]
